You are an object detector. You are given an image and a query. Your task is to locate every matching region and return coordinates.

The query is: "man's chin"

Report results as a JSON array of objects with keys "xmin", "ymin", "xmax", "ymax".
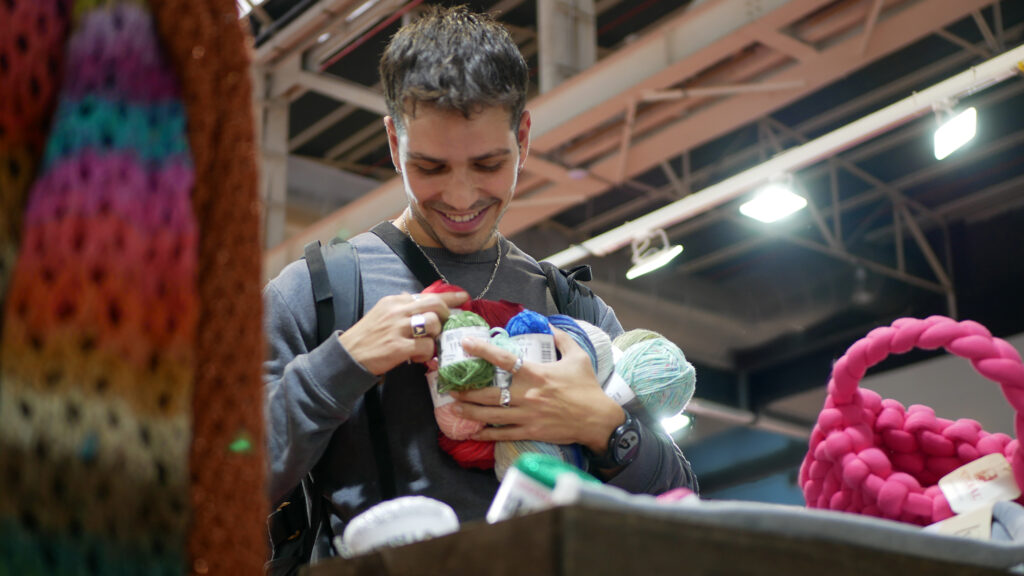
[{"xmin": 437, "ymin": 230, "xmax": 496, "ymax": 255}]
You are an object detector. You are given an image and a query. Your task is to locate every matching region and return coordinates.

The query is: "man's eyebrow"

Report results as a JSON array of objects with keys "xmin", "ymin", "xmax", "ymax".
[{"xmin": 407, "ymin": 148, "xmax": 511, "ymax": 163}]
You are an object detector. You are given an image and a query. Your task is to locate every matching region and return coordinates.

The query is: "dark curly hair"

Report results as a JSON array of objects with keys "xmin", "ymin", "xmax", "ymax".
[{"xmin": 379, "ymin": 5, "xmax": 529, "ymax": 133}]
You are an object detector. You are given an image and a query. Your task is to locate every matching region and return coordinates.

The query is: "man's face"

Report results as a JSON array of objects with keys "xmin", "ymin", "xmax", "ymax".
[{"xmin": 385, "ymin": 103, "xmax": 530, "ymax": 254}]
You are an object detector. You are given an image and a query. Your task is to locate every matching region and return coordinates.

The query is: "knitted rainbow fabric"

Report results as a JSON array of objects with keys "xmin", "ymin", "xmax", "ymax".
[
  {"xmin": 0, "ymin": 0, "xmax": 195, "ymax": 573},
  {"xmin": 0, "ymin": 0, "xmax": 267, "ymax": 572}
]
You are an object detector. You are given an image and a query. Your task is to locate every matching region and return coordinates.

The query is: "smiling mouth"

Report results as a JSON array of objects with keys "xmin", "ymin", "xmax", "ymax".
[{"xmin": 439, "ymin": 207, "xmax": 488, "ymax": 225}]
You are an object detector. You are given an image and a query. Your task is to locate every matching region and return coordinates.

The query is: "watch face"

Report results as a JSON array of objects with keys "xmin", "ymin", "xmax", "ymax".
[{"xmin": 613, "ymin": 428, "xmax": 641, "ymax": 464}]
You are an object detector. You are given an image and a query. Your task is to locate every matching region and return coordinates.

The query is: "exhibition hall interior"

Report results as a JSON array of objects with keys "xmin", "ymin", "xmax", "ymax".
[
  {"xmin": 2, "ymin": 0, "xmax": 1023, "ymax": 572},
  {"xmin": 250, "ymin": 0, "xmax": 1024, "ymax": 502}
]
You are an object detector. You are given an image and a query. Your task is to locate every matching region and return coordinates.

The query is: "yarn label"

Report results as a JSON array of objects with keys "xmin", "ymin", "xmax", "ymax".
[
  {"xmin": 938, "ymin": 453, "xmax": 1021, "ymax": 514},
  {"xmin": 512, "ymin": 334, "xmax": 556, "ymax": 364},
  {"xmin": 439, "ymin": 326, "xmax": 490, "ymax": 365},
  {"xmin": 485, "ymin": 466, "xmax": 554, "ymax": 524},
  {"xmin": 426, "ymin": 370, "xmax": 453, "ymax": 407},
  {"xmin": 923, "ymin": 503, "xmax": 993, "ymax": 541},
  {"xmin": 603, "ymin": 371, "xmax": 636, "ymax": 405}
]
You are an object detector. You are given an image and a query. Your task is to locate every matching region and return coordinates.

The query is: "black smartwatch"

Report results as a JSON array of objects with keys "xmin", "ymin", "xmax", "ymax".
[{"xmin": 586, "ymin": 409, "xmax": 641, "ymax": 469}]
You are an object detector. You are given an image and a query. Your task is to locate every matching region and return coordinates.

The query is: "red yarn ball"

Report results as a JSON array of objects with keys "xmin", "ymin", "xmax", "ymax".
[
  {"xmin": 421, "ymin": 280, "xmax": 524, "ymax": 327},
  {"xmin": 438, "ymin": 432, "xmax": 495, "ymax": 470}
]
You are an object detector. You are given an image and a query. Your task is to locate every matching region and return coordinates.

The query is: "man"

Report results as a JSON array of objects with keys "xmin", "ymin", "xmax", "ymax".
[{"xmin": 263, "ymin": 5, "xmax": 695, "ymax": 565}]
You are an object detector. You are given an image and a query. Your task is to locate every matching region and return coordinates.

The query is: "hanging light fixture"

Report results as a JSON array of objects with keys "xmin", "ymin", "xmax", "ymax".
[
  {"xmin": 739, "ymin": 176, "xmax": 807, "ymax": 223},
  {"xmin": 933, "ymin": 104, "xmax": 977, "ymax": 160},
  {"xmin": 625, "ymin": 229, "xmax": 683, "ymax": 280}
]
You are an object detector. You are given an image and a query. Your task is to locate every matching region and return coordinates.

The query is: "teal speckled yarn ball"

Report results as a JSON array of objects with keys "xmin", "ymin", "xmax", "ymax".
[{"xmin": 616, "ymin": 337, "xmax": 695, "ymax": 420}]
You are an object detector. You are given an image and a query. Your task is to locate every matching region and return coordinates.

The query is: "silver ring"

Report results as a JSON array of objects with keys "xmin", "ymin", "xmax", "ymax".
[
  {"xmin": 411, "ymin": 293, "xmax": 421, "ymax": 301},
  {"xmin": 509, "ymin": 356, "xmax": 523, "ymax": 375},
  {"xmin": 500, "ymin": 387, "xmax": 511, "ymax": 408},
  {"xmin": 410, "ymin": 313, "xmax": 428, "ymax": 338}
]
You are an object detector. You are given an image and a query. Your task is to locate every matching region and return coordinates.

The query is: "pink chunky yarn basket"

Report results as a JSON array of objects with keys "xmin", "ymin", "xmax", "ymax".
[{"xmin": 799, "ymin": 315, "xmax": 1024, "ymax": 525}]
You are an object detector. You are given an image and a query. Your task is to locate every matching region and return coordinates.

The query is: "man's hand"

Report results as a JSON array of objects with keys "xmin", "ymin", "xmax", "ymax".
[
  {"xmin": 339, "ymin": 290, "xmax": 469, "ymax": 375},
  {"xmin": 450, "ymin": 328, "xmax": 624, "ymax": 453}
]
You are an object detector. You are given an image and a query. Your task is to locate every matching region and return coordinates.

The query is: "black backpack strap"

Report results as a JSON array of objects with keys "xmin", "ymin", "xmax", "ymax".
[
  {"xmin": 370, "ymin": 221, "xmax": 442, "ymax": 288},
  {"xmin": 321, "ymin": 239, "xmax": 362, "ymax": 334},
  {"xmin": 540, "ymin": 261, "xmax": 601, "ymax": 325},
  {"xmin": 305, "ymin": 240, "xmax": 335, "ymax": 344}
]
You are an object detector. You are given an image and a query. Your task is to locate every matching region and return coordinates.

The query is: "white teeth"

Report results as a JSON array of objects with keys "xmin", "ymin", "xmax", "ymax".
[{"xmin": 446, "ymin": 211, "xmax": 480, "ymax": 223}]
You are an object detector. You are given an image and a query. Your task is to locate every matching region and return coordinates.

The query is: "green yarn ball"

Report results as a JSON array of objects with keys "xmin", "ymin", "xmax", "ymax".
[
  {"xmin": 437, "ymin": 311, "xmax": 494, "ymax": 393},
  {"xmin": 612, "ymin": 328, "xmax": 663, "ymax": 351}
]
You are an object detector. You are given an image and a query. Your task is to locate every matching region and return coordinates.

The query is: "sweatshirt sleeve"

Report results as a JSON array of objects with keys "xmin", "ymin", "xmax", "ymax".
[
  {"xmin": 604, "ymin": 412, "xmax": 699, "ymax": 495},
  {"xmin": 262, "ymin": 265, "xmax": 379, "ymax": 504},
  {"xmin": 592, "ymin": 295, "xmax": 700, "ymax": 495}
]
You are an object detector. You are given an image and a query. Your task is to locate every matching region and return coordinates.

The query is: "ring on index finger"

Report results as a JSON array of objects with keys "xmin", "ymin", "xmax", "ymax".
[
  {"xmin": 509, "ymin": 356, "xmax": 523, "ymax": 375},
  {"xmin": 410, "ymin": 313, "xmax": 428, "ymax": 338}
]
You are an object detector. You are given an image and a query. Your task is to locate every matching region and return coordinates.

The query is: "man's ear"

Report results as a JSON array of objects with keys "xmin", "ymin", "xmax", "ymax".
[
  {"xmin": 517, "ymin": 110, "xmax": 532, "ymax": 172},
  {"xmin": 384, "ymin": 115, "xmax": 402, "ymax": 173}
]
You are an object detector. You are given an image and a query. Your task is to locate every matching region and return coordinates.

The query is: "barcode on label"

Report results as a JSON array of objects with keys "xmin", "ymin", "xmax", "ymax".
[
  {"xmin": 513, "ymin": 334, "xmax": 556, "ymax": 364},
  {"xmin": 440, "ymin": 326, "xmax": 490, "ymax": 365}
]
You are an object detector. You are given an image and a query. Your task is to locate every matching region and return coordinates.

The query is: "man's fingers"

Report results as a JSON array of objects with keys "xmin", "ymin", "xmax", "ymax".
[
  {"xmin": 409, "ymin": 337, "xmax": 437, "ymax": 364},
  {"xmin": 552, "ymin": 327, "xmax": 584, "ymax": 358},
  {"xmin": 409, "ymin": 290, "xmax": 469, "ymax": 324},
  {"xmin": 451, "ymin": 387, "xmax": 501, "ymax": 406},
  {"xmin": 433, "ymin": 291, "xmax": 470, "ymax": 317},
  {"xmin": 454, "ymin": 400, "xmax": 519, "ymax": 427},
  {"xmin": 470, "ymin": 424, "xmax": 527, "ymax": 443},
  {"xmin": 460, "ymin": 337, "xmax": 520, "ymax": 372}
]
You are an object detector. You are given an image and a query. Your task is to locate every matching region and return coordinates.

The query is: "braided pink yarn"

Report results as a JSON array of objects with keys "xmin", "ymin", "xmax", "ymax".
[{"xmin": 799, "ymin": 315, "xmax": 1024, "ymax": 525}]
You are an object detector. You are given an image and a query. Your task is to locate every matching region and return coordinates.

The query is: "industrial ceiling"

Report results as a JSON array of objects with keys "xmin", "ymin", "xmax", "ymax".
[{"xmin": 247, "ymin": 0, "xmax": 1024, "ymax": 498}]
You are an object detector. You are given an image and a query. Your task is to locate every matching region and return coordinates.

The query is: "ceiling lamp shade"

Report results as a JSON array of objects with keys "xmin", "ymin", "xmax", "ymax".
[
  {"xmin": 933, "ymin": 106, "xmax": 977, "ymax": 160},
  {"xmin": 626, "ymin": 229, "xmax": 683, "ymax": 280},
  {"xmin": 739, "ymin": 181, "xmax": 808, "ymax": 223}
]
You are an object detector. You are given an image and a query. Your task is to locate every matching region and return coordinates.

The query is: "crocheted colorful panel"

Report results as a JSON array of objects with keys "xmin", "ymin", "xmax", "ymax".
[{"xmin": 1, "ymin": 1, "xmax": 196, "ymax": 573}]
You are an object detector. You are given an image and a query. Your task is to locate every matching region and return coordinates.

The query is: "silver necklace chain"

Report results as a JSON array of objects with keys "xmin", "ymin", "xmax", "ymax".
[{"xmin": 399, "ymin": 219, "xmax": 502, "ymax": 300}]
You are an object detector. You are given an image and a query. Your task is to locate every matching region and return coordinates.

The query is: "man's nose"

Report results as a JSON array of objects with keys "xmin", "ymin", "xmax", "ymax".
[{"xmin": 442, "ymin": 168, "xmax": 477, "ymax": 210}]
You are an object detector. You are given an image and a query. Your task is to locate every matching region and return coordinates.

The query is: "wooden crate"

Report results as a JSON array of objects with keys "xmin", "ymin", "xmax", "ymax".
[{"xmin": 305, "ymin": 505, "xmax": 1009, "ymax": 575}]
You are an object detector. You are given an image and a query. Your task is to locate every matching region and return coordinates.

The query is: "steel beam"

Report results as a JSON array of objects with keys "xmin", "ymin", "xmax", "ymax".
[
  {"xmin": 545, "ymin": 37, "xmax": 1024, "ymax": 266},
  {"xmin": 537, "ymin": 0, "xmax": 597, "ymax": 94},
  {"xmin": 263, "ymin": 100, "xmax": 290, "ymax": 249}
]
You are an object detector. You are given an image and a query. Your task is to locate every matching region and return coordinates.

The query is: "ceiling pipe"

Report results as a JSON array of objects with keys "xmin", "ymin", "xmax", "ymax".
[
  {"xmin": 318, "ymin": 0, "xmax": 426, "ymax": 71},
  {"xmin": 545, "ymin": 42, "xmax": 1024, "ymax": 267},
  {"xmin": 254, "ymin": 0, "xmax": 356, "ymax": 65}
]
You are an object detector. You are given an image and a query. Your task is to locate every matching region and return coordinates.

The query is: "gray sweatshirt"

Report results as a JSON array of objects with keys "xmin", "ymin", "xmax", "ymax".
[{"xmin": 263, "ymin": 226, "xmax": 695, "ymax": 560}]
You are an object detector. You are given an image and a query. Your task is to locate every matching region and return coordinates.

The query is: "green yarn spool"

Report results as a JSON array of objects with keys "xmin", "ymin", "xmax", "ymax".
[
  {"xmin": 612, "ymin": 328, "xmax": 662, "ymax": 351},
  {"xmin": 438, "ymin": 311, "xmax": 494, "ymax": 393},
  {"xmin": 513, "ymin": 453, "xmax": 600, "ymax": 489}
]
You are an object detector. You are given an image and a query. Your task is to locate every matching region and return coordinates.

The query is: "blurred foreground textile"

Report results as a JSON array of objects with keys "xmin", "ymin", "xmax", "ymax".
[{"xmin": 0, "ymin": 0, "xmax": 265, "ymax": 573}]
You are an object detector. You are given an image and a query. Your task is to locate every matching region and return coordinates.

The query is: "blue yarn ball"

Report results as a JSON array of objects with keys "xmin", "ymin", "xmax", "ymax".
[
  {"xmin": 505, "ymin": 309, "xmax": 552, "ymax": 336},
  {"xmin": 548, "ymin": 314, "xmax": 598, "ymax": 375}
]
